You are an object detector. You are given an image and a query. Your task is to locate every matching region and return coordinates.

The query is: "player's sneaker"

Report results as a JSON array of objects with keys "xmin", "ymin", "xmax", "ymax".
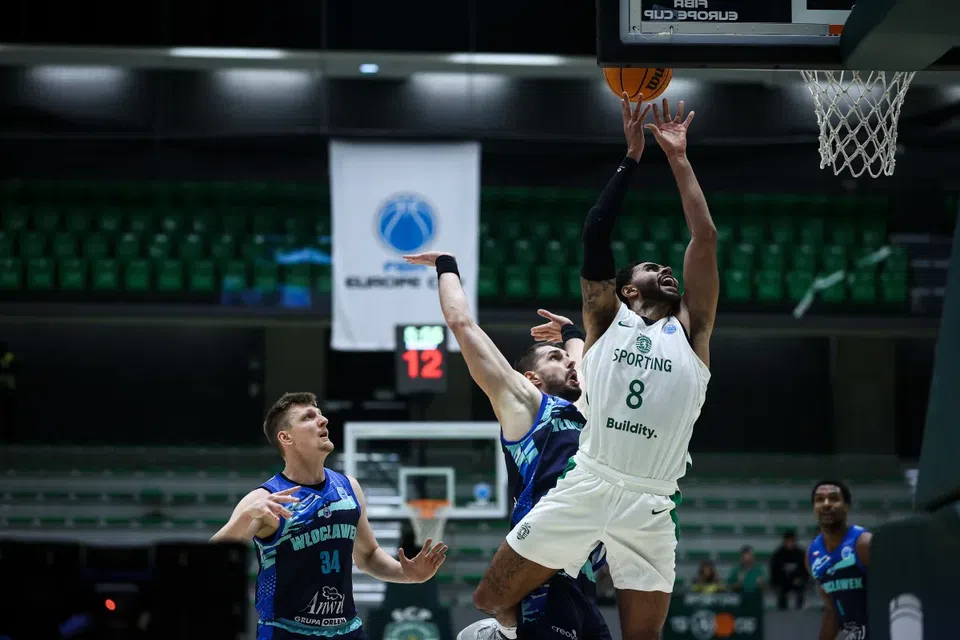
[{"xmin": 457, "ymin": 618, "xmax": 511, "ymax": 640}]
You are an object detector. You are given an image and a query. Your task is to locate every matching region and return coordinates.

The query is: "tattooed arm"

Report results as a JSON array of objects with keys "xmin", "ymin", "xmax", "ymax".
[{"xmin": 580, "ymin": 97, "xmax": 651, "ymax": 354}]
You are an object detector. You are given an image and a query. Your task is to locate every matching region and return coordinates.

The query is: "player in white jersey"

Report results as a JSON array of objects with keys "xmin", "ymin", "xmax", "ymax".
[{"xmin": 468, "ymin": 97, "xmax": 718, "ymax": 640}]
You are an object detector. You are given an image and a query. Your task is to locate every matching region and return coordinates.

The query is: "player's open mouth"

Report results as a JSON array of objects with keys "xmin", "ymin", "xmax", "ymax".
[
  {"xmin": 568, "ymin": 372, "xmax": 579, "ymax": 385},
  {"xmin": 660, "ymin": 275, "xmax": 677, "ymax": 289}
]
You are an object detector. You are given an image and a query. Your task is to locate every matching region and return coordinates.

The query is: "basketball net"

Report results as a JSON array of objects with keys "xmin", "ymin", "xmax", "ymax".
[
  {"xmin": 800, "ymin": 70, "xmax": 916, "ymax": 178},
  {"xmin": 405, "ymin": 499, "xmax": 450, "ymax": 545}
]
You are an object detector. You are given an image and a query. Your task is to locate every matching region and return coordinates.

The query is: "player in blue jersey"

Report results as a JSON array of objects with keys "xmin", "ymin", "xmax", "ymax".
[
  {"xmin": 404, "ymin": 251, "xmax": 611, "ymax": 640},
  {"xmin": 806, "ymin": 480, "xmax": 871, "ymax": 640},
  {"xmin": 211, "ymin": 392, "xmax": 448, "ymax": 640}
]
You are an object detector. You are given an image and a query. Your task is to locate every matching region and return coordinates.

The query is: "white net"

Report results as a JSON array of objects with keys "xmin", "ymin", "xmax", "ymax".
[
  {"xmin": 406, "ymin": 500, "xmax": 450, "ymax": 545},
  {"xmin": 800, "ymin": 70, "xmax": 916, "ymax": 179}
]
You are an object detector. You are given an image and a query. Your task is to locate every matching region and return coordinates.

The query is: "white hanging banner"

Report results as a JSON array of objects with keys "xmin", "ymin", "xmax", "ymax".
[{"xmin": 330, "ymin": 140, "xmax": 480, "ymax": 351}]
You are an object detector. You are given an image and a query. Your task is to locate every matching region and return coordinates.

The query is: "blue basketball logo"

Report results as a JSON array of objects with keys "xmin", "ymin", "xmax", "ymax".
[
  {"xmin": 376, "ymin": 193, "xmax": 436, "ymax": 254},
  {"xmin": 663, "ymin": 323, "xmax": 677, "ymax": 335}
]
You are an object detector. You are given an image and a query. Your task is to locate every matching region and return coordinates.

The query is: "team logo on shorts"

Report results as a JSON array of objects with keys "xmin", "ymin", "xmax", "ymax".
[
  {"xmin": 516, "ymin": 522, "xmax": 531, "ymax": 540},
  {"xmin": 376, "ymin": 193, "xmax": 437, "ymax": 254},
  {"xmin": 636, "ymin": 335, "xmax": 652, "ymax": 354}
]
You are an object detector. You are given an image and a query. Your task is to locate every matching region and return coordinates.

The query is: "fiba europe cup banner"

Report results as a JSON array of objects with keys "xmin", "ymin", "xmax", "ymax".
[{"xmin": 329, "ymin": 140, "xmax": 480, "ymax": 351}]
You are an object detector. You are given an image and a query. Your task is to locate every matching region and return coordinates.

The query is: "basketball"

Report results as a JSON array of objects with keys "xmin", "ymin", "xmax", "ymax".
[{"xmin": 603, "ymin": 67, "xmax": 673, "ymax": 103}]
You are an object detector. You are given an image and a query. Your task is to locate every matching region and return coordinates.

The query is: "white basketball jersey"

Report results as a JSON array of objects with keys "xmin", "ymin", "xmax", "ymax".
[{"xmin": 578, "ymin": 303, "xmax": 710, "ymax": 495}]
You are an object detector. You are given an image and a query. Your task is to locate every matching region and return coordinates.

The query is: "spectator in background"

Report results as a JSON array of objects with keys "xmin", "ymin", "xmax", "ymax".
[
  {"xmin": 691, "ymin": 560, "xmax": 724, "ymax": 593},
  {"xmin": 727, "ymin": 545, "xmax": 765, "ymax": 593},
  {"xmin": 769, "ymin": 530, "xmax": 808, "ymax": 610}
]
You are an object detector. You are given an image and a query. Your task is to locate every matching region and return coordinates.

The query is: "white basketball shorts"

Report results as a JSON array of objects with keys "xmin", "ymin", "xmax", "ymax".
[{"xmin": 505, "ymin": 463, "xmax": 679, "ymax": 592}]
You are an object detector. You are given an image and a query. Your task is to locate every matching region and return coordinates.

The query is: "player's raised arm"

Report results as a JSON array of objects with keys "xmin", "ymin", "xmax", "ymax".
[
  {"xmin": 581, "ymin": 95, "xmax": 652, "ymax": 353},
  {"xmin": 210, "ymin": 486, "xmax": 301, "ymax": 543},
  {"xmin": 403, "ymin": 252, "xmax": 543, "ymax": 434},
  {"xmin": 646, "ymin": 98, "xmax": 719, "ymax": 368}
]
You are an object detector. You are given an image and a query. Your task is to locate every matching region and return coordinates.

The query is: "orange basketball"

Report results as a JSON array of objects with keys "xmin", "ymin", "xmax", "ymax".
[{"xmin": 603, "ymin": 67, "xmax": 673, "ymax": 103}]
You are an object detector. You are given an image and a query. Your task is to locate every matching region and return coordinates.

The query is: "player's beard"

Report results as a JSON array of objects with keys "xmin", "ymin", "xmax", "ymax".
[
  {"xmin": 545, "ymin": 378, "xmax": 582, "ymax": 403},
  {"xmin": 640, "ymin": 280, "xmax": 682, "ymax": 304}
]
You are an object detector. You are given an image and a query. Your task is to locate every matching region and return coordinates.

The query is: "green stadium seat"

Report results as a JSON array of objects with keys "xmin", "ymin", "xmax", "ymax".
[
  {"xmin": 714, "ymin": 219, "xmax": 735, "ymax": 245},
  {"xmin": 755, "ymin": 270, "xmax": 784, "ymax": 302},
  {"xmin": 179, "ymin": 233, "xmax": 205, "ymax": 261},
  {"xmin": 759, "ymin": 244, "xmax": 785, "ymax": 271},
  {"xmin": 190, "ymin": 210, "xmax": 217, "ymax": 235},
  {"xmin": 0, "ymin": 258, "xmax": 22, "ymax": 289},
  {"xmin": 728, "ymin": 244, "xmax": 755, "ymax": 270},
  {"xmin": 880, "ymin": 272, "xmax": 908, "ymax": 303},
  {"xmin": 211, "ymin": 233, "xmax": 237, "ymax": 261},
  {"xmin": 58, "ymin": 258, "xmax": 87, "ymax": 290},
  {"xmin": 52, "ymin": 232, "xmax": 78, "ymax": 259},
  {"xmin": 34, "ymin": 207, "xmax": 60, "ymax": 233},
  {"xmin": 220, "ymin": 260, "xmax": 247, "ymax": 292},
  {"xmin": 115, "ymin": 233, "xmax": 141, "ymax": 261},
  {"xmin": 82, "ymin": 232, "xmax": 109, "ymax": 259},
  {"xmin": 849, "ymin": 269, "xmax": 877, "ymax": 303},
  {"xmin": 786, "ymin": 270, "xmax": 814, "ymax": 303},
  {"xmin": 821, "ymin": 278, "xmax": 847, "ymax": 304},
  {"xmin": 147, "ymin": 233, "xmax": 173, "ymax": 260},
  {"xmin": 535, "ymin": 266, "xmax": 563, "ymax": 300},
  {"xmin": 709, "ymin": 524, "xmax": 736, "ymax": 536},
  {"xmin": 252, "ymin": 210, "xmax": 279, "ymax": 235},
  {"xmin": 668, "ymin": 242, "xmax": 686, "ymax": 270},
  {"xmin": 886, "ymin": 245, "xmax": 907, "ymax": 273},
  {"xmin": 124, "ymin": 259, "xmax": 151, "ymax": 292},
  {"xmin": 243, "ymin": 235, "xmax": 269, "ymax": 262},
  {"xmin": 478, "ymin": 266, "xmax": 499, "ymax": 299},
  {"xmin": 129, "ymin": 211, "xmax": 153, "ymax": 234},
  {"xmin": 481, "ymin": 238, "xmax": 504, "ymax": 267},
  {"xmin": 648, "ymin": 217, "xmax": 673, "ymax": 244},
  {"xmin": 156, "ymin": 259, "xmax": 184, "ymax": 292},
  {"xmin": 703, "ymin": 497, "xmax": 728, "ymax": 510},
  {"xmin": 543, "ymin": 240, "xmax": 567, "ymax": 267},
  {"xmin": 189, "ymin": 260, "xmax": 216, "ymax": 293},
  {"xmin": 159, "ymin": 212, "xmax": 184, "ymax": 235},
  {"xmin": 638, "ymin": 241, "xmax": 663, "ymax": 266},
  {"xmin": 798, "ymin": 218, "xmax": 825, "ymax": 246},
  {"xmin": 20, "ymin": 231, "xmax": 47, "ymax": 259},
  {"xmin": 822, "ymin": 245, "xmax": 847, "ymax": 273},
  {"xmin": 313, "ymin": 264, "xmax": 331, "ymax": 294},
  {"xmin": 0, "ymin": 231, "xmax": 11, "ymax": 257},
  {"xmin": 724, "ymin": 270, "xmax": 751, "ymax": 301},
  {"xmin": 504, "ymin": 265, "xmax": 532, "ymax": 299},
  {"xmin": 64, "ymin": 209, "xmax": 92, "ymax": 234},
  {"xmin": 739, "ymin": 218, "xmax": 765, "ymax": 245},
  {"xmin": 860, "ymin": 217, "xmax": 887, "ymax": 247},
  {"xmin": 254, "ymin": 262, "xmax": 279, "ymax": 293},
  {"xmin": 27, "ymin": 258, "xmax": 54, "ymax": 290},
  {"xmin": 620, "ymin": 220, "xmax": 643, "ymax": 245},
  {"xmin": 792, "ymin": 244, "xmax": 818, "ymax": 274},
  {"xmin": 2, "ymin": 207, "xmax": 28, "ymax": 233},
  {"xmin": 770, "ymin": 217, "xmax": 795, "ymax": 245},
  {"xmin": 511, "ymin": 238, "xmax": 537, "ymax": 265},
  {"xmin": 566, "ymin": 267, "xmax": 580, "ymax": 301},
  {"xmin": 96, "ymin": 208, "xmax": 124, "ymax": 234},
  {"xmin": 283, "ymin": 263, "xmax": 311, "ymax": 289},
  {"xmin": 742, "ymin": 524, "xmax": 767, "ymax": 536},
  {"xmin": 92, "ymin": 259, "xmax": 119, "ymax": 291},
  {"xmin": 682, "ymin": 523, "xmax": 706, "ymax": 536},
  {"xmin": 610, "ymin": 240, "xmax": 630, "ymax": 267},
  {"xmin": 528, "ymin": 218, "xmax": 552, "ymax": 241},
  {"xmin": 767, "ymin": 499, "xmax": 793, "ymax": 511},
  {"xmin": 828, "ymin": 218, "xmax": 857, "ymax": 246},
  {"xmin": 282, "ymin": 215, "xmax": 312, "ymax": 238}
]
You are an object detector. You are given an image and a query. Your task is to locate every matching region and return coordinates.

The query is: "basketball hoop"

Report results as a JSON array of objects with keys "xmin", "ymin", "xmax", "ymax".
[
  {"xmin": 800, "ymin": 70, "xmax": 916, "ymax": 179},
  {"xmin": 405, "ymin": 499, "xmax": 450, "ymax": 545}
]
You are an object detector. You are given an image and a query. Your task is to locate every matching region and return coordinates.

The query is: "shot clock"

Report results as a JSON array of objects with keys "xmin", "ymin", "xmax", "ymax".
[{"xmin": 395, "ymin": 324, "xmax": 448, "ymax": 394}]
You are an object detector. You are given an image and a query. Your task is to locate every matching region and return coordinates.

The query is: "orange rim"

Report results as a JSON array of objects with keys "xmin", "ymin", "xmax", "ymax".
[{"xmin": 407, "ymin": 499, "xmax": 451, "ymax": 519}]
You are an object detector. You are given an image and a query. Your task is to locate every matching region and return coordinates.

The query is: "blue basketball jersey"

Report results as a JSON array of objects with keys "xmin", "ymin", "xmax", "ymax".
[
  {"xmin": 254, "ymin": 470, "xmax": 363, "ymax": 639},
  {"xmin": 501, "ymin": 393, "xmax": 606, "ymax": 625},
  {"xmin": 808, "ymin": 525, "xmax": 869, "ymax": 640}
]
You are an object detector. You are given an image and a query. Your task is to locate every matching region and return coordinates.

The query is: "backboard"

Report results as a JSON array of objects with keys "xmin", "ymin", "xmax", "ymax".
[
  {"xmin": 597, "ymin": 0, "xmax": 960, "ymax": 70},
  {"xmin": 342, "ymin": 422, "xmax": 508, "ymax": 521}
]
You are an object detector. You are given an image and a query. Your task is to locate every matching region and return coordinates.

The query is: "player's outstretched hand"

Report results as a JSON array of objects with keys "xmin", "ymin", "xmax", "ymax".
[
  {"xmin": 402, "ymin": 252, "xmax": 453, "ymax": 267},
  {"xmin": 622, "ymin": 92, "xmax": 653, "ymax": 161},
  {"xmin": 245, "ymin": 485, "xmax": 301, "ymax": 528},
  {"xmin": 645, "ymin": 98, "xmax": 695, "ymax": 159},
  {"xmin": 530, "ymin": 308, "xmax": 574, "ymax": 343},
  {"xmin": 398, "ymin": 538, "xmax": 448, "ymax": 583}
]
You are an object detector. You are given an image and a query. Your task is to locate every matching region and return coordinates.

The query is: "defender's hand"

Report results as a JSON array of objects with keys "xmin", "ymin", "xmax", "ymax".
[
  {"xmin": 402, "ymin": 252, "xmax": 453, "ymax": 267},
  {"xmin": 645, "ymin": 98, "xmax": 695, "ymax": 159},
  {"xmin": 530, "ymin": 308, "xmax": 574, "ymax": 343}
]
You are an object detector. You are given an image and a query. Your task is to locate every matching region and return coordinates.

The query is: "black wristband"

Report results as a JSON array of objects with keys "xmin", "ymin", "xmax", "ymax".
[
  {"xmin": 561, "ymin": 324, "xmax": 586, "ymax": 343},
  {"xmin": 435, "ymin": 255, "xmax": 460, "ymax": 279}
]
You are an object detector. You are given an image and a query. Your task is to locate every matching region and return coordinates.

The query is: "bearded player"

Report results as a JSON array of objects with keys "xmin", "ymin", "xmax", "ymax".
[
  {"xmin": 807, "ymin": 481, "xmax": 871, "ymax": 640},
  {"xmin": 463, "ymin": 96, "xmax": 718, "ymax": 640},
  {"xmin": 403, "ymin": 250, "xmax": 611, "ymax": 640}
]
